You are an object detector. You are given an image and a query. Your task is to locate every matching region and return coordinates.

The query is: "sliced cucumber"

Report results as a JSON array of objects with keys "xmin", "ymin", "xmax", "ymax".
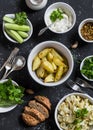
[
  {"xmin": 5, "ymin": 23, "xmax": 30, "ymax": 32},
  {"xmin": 3, "ymin": 16, "xmax": 14, "ymax": 23},
  {"xmin": 6, "ymin": 29, "xmax": 24, "ymax": 44},
  {"xmin": 17, "ymin": 31, "xmax": 28, "ymax": 38}
]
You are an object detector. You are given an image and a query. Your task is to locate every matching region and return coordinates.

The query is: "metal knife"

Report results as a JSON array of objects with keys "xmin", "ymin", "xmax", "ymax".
[{"xmin": 0, "ymin": 47, "xmax": 19, "ymax": 72}]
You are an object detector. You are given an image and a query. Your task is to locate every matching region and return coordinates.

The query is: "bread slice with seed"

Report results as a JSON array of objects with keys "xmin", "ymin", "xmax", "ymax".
[
  {"xmin": 24, "ymin": 106, "xmax": 45, "ymax": 122},
  {"xmin": 22, "ymin": 113, "xmax": 39, "ymax": 126},
  {"xmin": 28, "ymin": 100, "xmax": 49, "ymax": 119},
  {"xmin": 34, "ymin": 96, "xmax": 51, "ymax": 110}
]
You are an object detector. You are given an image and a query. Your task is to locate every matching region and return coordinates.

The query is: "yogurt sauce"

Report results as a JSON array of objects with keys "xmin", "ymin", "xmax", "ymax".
[{"xmin": 47, "ymin": 9, "xmax": 73, "ymax": 33}]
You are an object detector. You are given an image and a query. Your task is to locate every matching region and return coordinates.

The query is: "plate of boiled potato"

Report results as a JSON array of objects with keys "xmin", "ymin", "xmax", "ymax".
[{"xmin": 27, "ymin": 41, "xmax": 74, "ymax": 86}]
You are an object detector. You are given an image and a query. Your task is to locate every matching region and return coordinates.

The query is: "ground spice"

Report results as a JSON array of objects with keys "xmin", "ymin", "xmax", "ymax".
[{"xmin": 81, "ymin": 22, "xmax": 93, "ymax": 40}]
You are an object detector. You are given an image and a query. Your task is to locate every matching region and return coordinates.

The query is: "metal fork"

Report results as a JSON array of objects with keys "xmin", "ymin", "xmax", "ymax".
[
  {"xmin": 67, "ymin": 79, "xmax": 84, "ymax": 93},
  {"xmin": 0, "ymin": 47, "xmax": 19, "ymax": 72},
  {"xmin": 0, "ymin": 47, "xmax": 19, "ymax": 80},
  {"xmin": 1, "ymin": 58, "xmax": 14, "ymax": 80},
  {"xmin": 76, "ymin": 77, "xmax": 93, "ymax": 89}
]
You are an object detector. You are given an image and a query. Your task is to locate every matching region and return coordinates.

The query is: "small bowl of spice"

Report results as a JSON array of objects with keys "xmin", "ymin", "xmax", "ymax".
[
  {"xmin": 44, "ymin": 2, "xmax": 76, "ymax": 34},
  {"xmin": 80, "ymin": 55, "xmax": 93, "ymax": 81},
  {"xmin": 78, "ymin": 18, "xmax": 93, "ymax": 43}
]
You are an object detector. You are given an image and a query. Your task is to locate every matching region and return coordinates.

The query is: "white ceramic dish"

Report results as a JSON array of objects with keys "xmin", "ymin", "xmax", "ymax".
[
  {"xmin": 78, "ymin": 18, "xmax": 93, "ymax": 43},
  {"xmin": 27, "ymin": 40, "xmax": 74, "ymax": 87},
  {"xmin": 80, "ymin": 55, "xmax": 93, "ymax": 81},
  {"xmin": 55, "ymin": 92, "xmax": 93, "ymax": 130},
  {"xmin": 3, "ymin": 14, "xmax": 33, "ymax": 44},
  {"xmin": 44, "ymin": 2, "xmax": 76, "ymax": 34},
  {"xmin": 0, "ymin": 79, "xmax": 18, "ymax": 113},
  {"xmin": 25, "ymin": 0, "xmax": 48, "ymax": 10}
]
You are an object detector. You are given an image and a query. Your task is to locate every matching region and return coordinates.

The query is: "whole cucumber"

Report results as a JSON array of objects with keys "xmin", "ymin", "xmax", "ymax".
[
  {"xmin": 3, "ymin": 16, "xmax": 14, "ymax": 23},
  {"xmin": 17, "ymin": 31, "xmax": 28, "ymax": 38},
  {"xmin": 6, "ymin": 29, "xmax": 24, "ymax": 44},
  {"xmin": 5, "ymin": 23, "xmax": 30, "ymax": 32}
]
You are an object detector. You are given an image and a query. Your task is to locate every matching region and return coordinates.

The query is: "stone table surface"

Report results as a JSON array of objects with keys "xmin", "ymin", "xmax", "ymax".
[{"xmin": 0, "ymin": 0, "xmax": 93, "ymax": 130}]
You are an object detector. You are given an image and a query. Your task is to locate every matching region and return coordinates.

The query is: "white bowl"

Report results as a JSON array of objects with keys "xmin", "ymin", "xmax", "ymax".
[
  {"xmin": 55, "ymin": 92, "xmax": 93, "ymax": 130},
  {"xmin": 78, "ymin": 18, "xmax": 93, "ymax": 43},
  {"xmin": 27, "ymin": 41, "xmax": 74, "ymax": 87},
  {"xmin": 44, "ymin": 2, "xmax": 76, "ymax": 34},
  {"xmin": 0, "ymin": 79, "xmax": 18, "ymax": 113},
  {"xmin": 80, "ymin": 55, "xmax": 93, "ymax": 81},
  {"xmin": 3, "ymin": 14, "xmax": 33, "ymax": 44}
]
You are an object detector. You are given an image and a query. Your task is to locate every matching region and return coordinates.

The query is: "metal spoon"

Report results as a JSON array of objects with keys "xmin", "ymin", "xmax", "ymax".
[
  {"xmin": 1, "ymin": 56, "xmax": 26, "ymax": 79},
  {"xmin": 38, "ymin": 23, "xmax": 54, "ymax": 36},
  {"xmin": 67, "ymin": 79, "xmax": 84, "ymax": 93}
]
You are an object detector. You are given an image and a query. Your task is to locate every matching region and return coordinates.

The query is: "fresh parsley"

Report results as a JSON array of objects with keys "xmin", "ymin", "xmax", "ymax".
[
  {"xmin": 0, "ymin": 79, "xmax": 25, "ymax": 107},
  {"xmin": 75, "ymin": 108, "xmax": 88, "ymax": 118},
  {"xmin": 14, "ymin": 12, "xmax": 27, "ymax": 25},
  {"xmin": 73, "ymin": 119, "xmax": 82, "ymax": 125},
  {"xmin": 50, "ymin": 8, "xmax": 63, "ymax": 22},
  {"xmin": 73, "ymin": 108, "xmax": 88, "ymax": 130},
  {"xmin": 81, "ymin": 57, "xmax": 93, "ymax": 79},
  {"xmin": 75, "ymin": 126, "xmax": 82, "ymax": 130}
]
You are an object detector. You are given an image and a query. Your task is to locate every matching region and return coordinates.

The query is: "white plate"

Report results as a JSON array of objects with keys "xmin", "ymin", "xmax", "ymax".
[{"xmin": 0, "ymin": 79, "xmax": 18, "ymax": 113}]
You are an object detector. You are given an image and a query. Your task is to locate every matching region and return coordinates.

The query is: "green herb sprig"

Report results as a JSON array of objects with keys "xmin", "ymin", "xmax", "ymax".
[
  {"xmin": 75, "ymin": 108, "xmax": 88, "ymax": 118},
  {"xmin": 0, "ymin": 79, "xmax": 25, "ymax": 107},
  {"xmin": 50, "ymin": 8, "xmax": 63, "ymax": 22},
  {"xmin": 73, "ymin": 108, "xmax": 88, "ymax": 130},
  {"xmin": 81, "ymin": 57, "xmax": 93, "ymax": 79},
  {"xmin": 14, "ymin": 12, "xmax": 27, "ymax": 25}
]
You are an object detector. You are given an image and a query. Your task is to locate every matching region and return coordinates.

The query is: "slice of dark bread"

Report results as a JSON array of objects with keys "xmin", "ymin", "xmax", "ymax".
[
  {"xmin": 28, "ymin": 100, "xmax": 49, "ymax": 119},
  {"xmin": 22, "ymin": 113, "xmax": 39, "ymax": 126},
  {"xmin": 34, "ymin": 96, "xmax": 51, "ymax": 110},
  {"xmin": 24, "ymin": 106, "xmax": 45, "ymax": 122}
]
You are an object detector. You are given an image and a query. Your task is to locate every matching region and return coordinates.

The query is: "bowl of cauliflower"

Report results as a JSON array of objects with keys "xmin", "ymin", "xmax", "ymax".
[{"xmin": 55, "ymin": 93, "xmax": 93, "ymax": 130}]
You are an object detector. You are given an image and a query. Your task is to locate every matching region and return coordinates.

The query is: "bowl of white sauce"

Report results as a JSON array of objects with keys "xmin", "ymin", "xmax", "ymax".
[{"xmin": 44, "ymin": 2, "xmax": 76, "ymax": 34}]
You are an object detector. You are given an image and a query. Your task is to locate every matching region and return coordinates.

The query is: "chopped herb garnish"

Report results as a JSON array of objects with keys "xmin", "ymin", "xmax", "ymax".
[
  {"xmin": 75, "ymin": 108, "xmax": 88, "ymax": 118},
  {"xmin": 75, "ymin": 125, "xmax": 82, "ymax": 130},
  {"xmin": 50, "ymin": 8, "xmax": 63, "ymax": 22},
  {"xmin": 72, "ymin": 108, "xmax": 88, "ymax": 129},
  {"xmin": 81, "ymin": 57, "xmax": 93, "ymax": 79},
  {"xmin": 73, "ymin": 119, "xmax": 82, "ymax": 125}
]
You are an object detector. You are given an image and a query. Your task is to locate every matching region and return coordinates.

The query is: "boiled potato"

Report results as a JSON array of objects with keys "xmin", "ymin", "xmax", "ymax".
[
  {"xmin": 38, "ymin": 48, "xmax": 51, "ymax": 59},
  {"xmin": 53, "ymin": 57, "xmax": 63, "ymax": 66},
  {"xmin": 36, "ymin": 67, "xmax": 46, "ymax": 78},
  {"xmin": 44, "ymin": 74, "xmax": 54, "ymax": 83},
  {"xmin": 42, "ymin": 57, "xmax": 47, "ymax": 62},
  {"xmin": 63, "ymin": 66, "xmax": 68, "ymax": 73},
  {"xmin": 42, "ymin": 60, "xmax": 54, "ymax": 73},
  {"xmin": 51, "ymin": 48, "xmax": 64, "ymax": 61},
  {"xmin": 47, "ymin": 52, "xmax": 53, "ymax": 62},
  {"xmin": 53, "ymin": 57, "xmax": 67, "ymax": 67},
  {"xmin": 51, "ymin": 62, "xmax": 57, "ymax": 71},
  {"xmin": 32, "ymin": 47, "xmax": 68, "ymax": 83},
  {"xmin": 55, "ymin": 66, "xmax": 64, "ymax": 81},
  {"xmin": 32, "ymin": 56, "xmax": 41, "ymax": 71}
]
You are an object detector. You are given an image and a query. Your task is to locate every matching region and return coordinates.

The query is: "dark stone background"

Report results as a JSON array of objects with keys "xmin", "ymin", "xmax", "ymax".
[{"xmin": 0, "ymin": 0, "xmax": 93, "ymax": 130}]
